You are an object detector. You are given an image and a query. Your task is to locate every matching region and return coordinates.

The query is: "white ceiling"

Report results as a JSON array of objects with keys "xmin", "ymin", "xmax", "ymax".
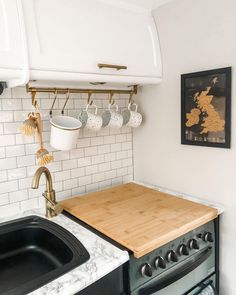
[{"xmin": 124, "ymin": 0, "xmax": 174, "ymax": 10}]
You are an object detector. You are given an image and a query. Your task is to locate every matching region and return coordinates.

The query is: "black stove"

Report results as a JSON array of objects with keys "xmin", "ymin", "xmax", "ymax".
[{"xmin": 126, "ymin": 219, "xmax": 218, "ymax": 295}]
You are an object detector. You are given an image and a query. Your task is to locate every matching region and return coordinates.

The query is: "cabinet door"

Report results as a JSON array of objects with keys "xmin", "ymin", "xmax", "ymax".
[
  {"xmin": 22, "ymin": 0, "xmax": 161, "ymax": 79},
  {"xmin": 0, "ymin": 0, "xmax": 25, "ymax": 69}
]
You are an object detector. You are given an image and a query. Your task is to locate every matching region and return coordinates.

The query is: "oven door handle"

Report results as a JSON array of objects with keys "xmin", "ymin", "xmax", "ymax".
[{"xmin": 139, "ymin": 247, "xmax": 213, "ymax": 295}]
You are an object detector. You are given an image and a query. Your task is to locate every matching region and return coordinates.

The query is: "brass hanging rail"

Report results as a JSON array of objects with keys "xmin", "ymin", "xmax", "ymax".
[{"xmin": 26, "ymin": 84, "xmax": 138, "ymax": 96}]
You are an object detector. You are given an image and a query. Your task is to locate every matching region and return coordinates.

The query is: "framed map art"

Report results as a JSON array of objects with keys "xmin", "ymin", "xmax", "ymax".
[{"xmin": 181, "ymin": 67, "xmax": 231, "ymax": 148}]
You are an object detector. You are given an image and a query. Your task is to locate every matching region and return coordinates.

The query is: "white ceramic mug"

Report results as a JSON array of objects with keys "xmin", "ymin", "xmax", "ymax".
[
  {"xmin": 79, "ymin": 104, "xmax": 102, "ymax": 131},
  {"xmin": 50, "ymin": 115, "xmax": 82, "ymax": 150},
  {"xmin": 102, "ymin": 104, "xmax": 123, "ymax": 129},
  {"xmin": 122, "ymin": 103, "xmax": 142, "ymax": 128}
]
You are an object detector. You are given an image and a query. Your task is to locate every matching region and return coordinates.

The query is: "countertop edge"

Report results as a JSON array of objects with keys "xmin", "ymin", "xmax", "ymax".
[{"xmin": 133, "ymin": 181, "xmax": 224, "ymax": 214}]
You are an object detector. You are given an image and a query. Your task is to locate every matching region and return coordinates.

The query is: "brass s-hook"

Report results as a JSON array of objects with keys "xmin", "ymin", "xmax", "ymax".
[
  {"xmin": 129, "ymin": 93, "xmax": 134, "ymax": 105},
  {"xmin": 31, "ymin": 91, "xmax": 37, "ymax": 108},
  {"xmin": 87, "ymin": 92, "xmax": 93, "ymax": 105},
  {"xmin": 61, "ymin": 89, "xmax": 70, "ymax": 115},
  {"xmin": 50, "ymin": 90, "xmax": 58, "ymax": 117},
  {"xmin": 109, "ymin": 92, "xmax": 115, "ymax": 105}
]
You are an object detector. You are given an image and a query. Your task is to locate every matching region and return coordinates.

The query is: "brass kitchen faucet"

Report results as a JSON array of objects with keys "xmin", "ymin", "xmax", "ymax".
[{"xmin": 32, "ymin": 167, "xmax": 63, "ymax": 218}]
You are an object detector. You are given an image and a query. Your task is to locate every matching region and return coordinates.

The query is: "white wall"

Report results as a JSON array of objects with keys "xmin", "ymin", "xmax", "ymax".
[
  {"xmin": 133, "ymin": 0, "xmax": 236, "ymax": 293},
  {"xmin": 0, "ymin": 87, "xmax": 133, "ymax": 216}
]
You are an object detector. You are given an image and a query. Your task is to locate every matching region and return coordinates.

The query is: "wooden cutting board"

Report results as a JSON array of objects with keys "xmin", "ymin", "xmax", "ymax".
[{"xmin": 61, "ymin": 183, "xmax": 218, "ymax": 258}]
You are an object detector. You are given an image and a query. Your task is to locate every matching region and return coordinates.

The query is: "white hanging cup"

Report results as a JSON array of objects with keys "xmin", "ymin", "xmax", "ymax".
[
  {"xmin": 102, "ymin": 103, "xmax": 123, "ymax": 129},
  {"xmin": 122, "ymin": 103, "xmax": 142, "ymax": 128},
  {"xmin": 79, "ymin": 104, "xmax": 102, "ymax": 131},
  {"xmin": 50, "ymin": 115, "xmax": 82, "ymax": 150}
]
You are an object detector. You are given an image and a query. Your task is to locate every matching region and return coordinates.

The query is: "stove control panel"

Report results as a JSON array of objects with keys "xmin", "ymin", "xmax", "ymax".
[{"xmin": 134, "ymin": 220, "xmax": 215, "ymax": 285}]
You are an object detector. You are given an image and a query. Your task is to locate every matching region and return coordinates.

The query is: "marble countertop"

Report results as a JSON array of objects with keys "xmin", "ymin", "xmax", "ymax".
[
  {"xmin": 0, "ymin": 209, "xmax": 129, "ymax": 295},
  {"xmin": 134, "ymin": 181, "xmax": 224, "ymax": 214}
]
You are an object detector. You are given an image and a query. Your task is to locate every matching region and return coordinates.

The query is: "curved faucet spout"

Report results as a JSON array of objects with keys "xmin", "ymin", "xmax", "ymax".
[
  {"xmin": 32, "ymin": 166, "xmax": 53, "ymax": 193},
  {"xmin": 31, "ymin": 167, "xmax": 62, "ymax": 218}
]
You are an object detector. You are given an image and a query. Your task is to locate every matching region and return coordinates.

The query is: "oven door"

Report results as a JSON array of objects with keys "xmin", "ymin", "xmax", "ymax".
[
  {"xmin": 133, "ymin": 246, "xmax": 215, "ymax": 295},
  {"xmin": 185, "ymin": 274, "xmax": 216, "ymax": 295}
]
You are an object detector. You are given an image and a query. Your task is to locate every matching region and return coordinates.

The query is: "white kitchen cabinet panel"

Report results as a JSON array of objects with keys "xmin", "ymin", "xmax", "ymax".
[
  {"xmin": 0, "ymin": 0, "xmax": 27, "ymax": 86},
  {"xmin": 22, "ymin": 0, "xmax": 162, "ymax": 84}
]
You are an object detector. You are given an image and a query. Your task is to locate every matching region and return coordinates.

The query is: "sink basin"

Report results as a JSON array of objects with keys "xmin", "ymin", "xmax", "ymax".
[{"xmin": 0, "ymin": 215, "xmax": 90, "ymax": 295}]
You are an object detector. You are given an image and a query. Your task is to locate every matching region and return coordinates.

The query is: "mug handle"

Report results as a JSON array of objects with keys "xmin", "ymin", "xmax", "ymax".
[
  {"xmin": 86, "ymin": 104, "xmax": 98, "ymax": 115},
  {"xmin": 128, "ymin": 103, "xmax": 138, "ymax": 112},
  {"xmin": 108, "ymin": 103, "xmax": 119, "ymax": 112}
]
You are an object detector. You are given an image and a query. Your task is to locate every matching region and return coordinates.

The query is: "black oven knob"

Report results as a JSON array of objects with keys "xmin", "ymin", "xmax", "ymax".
[
  {"xmin": 166, "ymin": 250, "xmax": 178, "ymax": 263},
  {"xmin": 203, "ymin": 232, "xmax": 214, "ymax": 243},
  {"xmin": 154, "ymin": 256, "xmax": 166, "ymax": 269},
  {"xmin": 140, "ymin": 263, "xmax": 153, "ymax": 277},
  {"xmin": 188, "ymin": 238, "xmax": 200, "ymax": 250},
  {"xmin": 178, "ymin": 244, "xmax": 189, "ymax": 256}
]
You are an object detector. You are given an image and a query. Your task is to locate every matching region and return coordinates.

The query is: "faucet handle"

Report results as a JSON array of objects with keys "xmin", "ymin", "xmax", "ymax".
[
  {"xmin": 51, "ymin": 203, "xmax": 63, "ymax": 215},
  {"xmin": 42, "ymin": 192, "xmax": 63, "ymax": 216}
]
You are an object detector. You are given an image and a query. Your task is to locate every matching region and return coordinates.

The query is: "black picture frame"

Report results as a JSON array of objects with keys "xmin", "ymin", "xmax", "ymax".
[{"xmin": 181, "ymin": 67, "xmax": 231, "ymax": 148}]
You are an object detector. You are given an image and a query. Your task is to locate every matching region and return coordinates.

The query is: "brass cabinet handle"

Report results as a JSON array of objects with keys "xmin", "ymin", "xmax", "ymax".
[{"xmin": 97, "ymin": 63, "xmax": 127, "ymax": 70}]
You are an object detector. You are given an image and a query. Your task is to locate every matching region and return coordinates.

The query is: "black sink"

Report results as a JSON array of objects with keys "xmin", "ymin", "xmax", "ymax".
[{"xmin": 0, "ymin": 215, "xmax": 90, "ymax": 295}]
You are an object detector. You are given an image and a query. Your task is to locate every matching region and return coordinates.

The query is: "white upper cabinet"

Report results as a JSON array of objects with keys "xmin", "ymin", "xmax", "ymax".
[
  {"xmin": 0, "ymin": 0, "xmax": 28, "ymax": 87},
  {"xmin": 22, "ymin": 0, "xmax": 162, "ymax": 85}
]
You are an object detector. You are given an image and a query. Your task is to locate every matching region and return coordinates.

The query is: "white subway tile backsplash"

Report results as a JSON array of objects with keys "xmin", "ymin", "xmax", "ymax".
[
  {"xmin": 0, "ymin": 135, "xmax": 15, "ymax": 146},
  {"xmin": 86, "ymin": 183, "xmax": 99, "ymax": 193},
  {"xmin": 79, "ymin": 175, "xmax": 92, "ymax": 186},
  {"xmin": 0, "ymin": 157, "xmax": 17, "ymax": 170},
  {"xmin": 104, "ymin": 135, "xmax": 116, "ymax": 144},
  {"xmin": 91, "ymin": 137, "xmax": 104, "ymax": 146},
  {"xmin": 21, "ymin": 198, "xmax": 38, "ymax": 211},
  {"xmin": 105, "ymin": 170, "xmax": 117, "ymax": 179},
  {"xmin": 19, "ymin": 177, "xmax": 32, "ymax": 190},
  {"xmin": 98, "ymin": 144, "xmax": 110, "ymax": 154},
  {"xmin": 63, "ymin": 179, "xmax": 78, "ymax": 190},
  {"xmin": 71, "ymin": 167, "xmax": 85, "ymax": 178},
  {"xmin": 6, "ymin": 145, "xmax": 25, "ymax": 157},
  {"xmin": 117, "ymin": 150, "xmax": 128, "ymax": 160},
  {"xmin": 99, "ymin": 162, "xmax": 111, "ymax": 172},
  {"xmin": 9, "ymin": 190, "xmax": 28, "ymax": 203},
  {"xmin": 85, "ymin": 146, "xmax": 97, "ymax": 156},
  {"xmin": 70, "ymin": 148, "xmax": 84, "ymax": 159},
  {"xmin": 8, "ymin": 167, "xmax": 27, "ymax": 180},
  {"xmin": 0, "ymin": 148, "xmax": 5, "ymax": 158},
  {"xmin": 78, "ymin": 157, "xmax": 91, "ymax": 167},
  {"xmin": 16, "ymin": 134, "xmax": 35, "ymax": 145},
  {"xmin": 0, "ymin": 202, "xmax": 20, "ymax": 217},
  {"xmin": 111, "ymin": 143, "xmax": 122, "ymax": 152},
  {"xmin": 17, "ymin": 155, "xmax": 36, "ymax": 167},
  {"xmin": 99, "ymin": 180, "xmax": 112, "ymax": 190},
  {"xmin": 0, "ymin": 87, "xmax": 133, "ymax": 214},
  {"xmin": 2, "ymin": 99, "xmax": 22, "ymax": 110},
  {"xmin": 111, "ymin": 160, "xmax": 122, "ymax": 170},
  {"xmin": 86, "ymin": 165, "xmax": 98, "ymax": 175},
  {"xmin": 53, "ymin": 150, "xmax": 70, "ymax": 161},
  {"xmin": 91, "ymin": 155, "xmax": 104, "ymax": 165},
  {"xmin": 54, "ymin": 170, "xmax": 71, "ymax": 182},
  {"xmin": 72, "ymin": 186, "xmax": 86, "ymax": 196},
  {"xmin": 104, "ymin": 152, "xmax": 116, "ymax": 162},
  {"xmin": 117, "ymin": 167, "xmax": 128, "ymax": 177},
  {"xmin": 0, "ymin": 111, "xmax": 14, "ymax": 122},
  {"xmin": 0, "ymin": 170, "xmax": 7, "ymax": 182},
  {"xmin": 116, "ymin": 134, "xmax": 126, "ymax": 143},
  {"xmin": 62, "ymin": 159, "xmax": 77, "ymax": 170},
  {"xmin": 0, "ymin": 123, "xmax": 3, "ymax": 134},
  {"xmin": 0, "ymin": 180, "xmax": 18, "ymax": 194},
  {"xmin": 4, "ymin": 122, "xmax": 21, "ymax": 134},
  {"xmin": 0, "ymin": 193, "xmax": 9, "ymax": 206},
  {"xmin": 76, "ymin": 138, "xmax": 90, "ymax": 148},
  {"xmin": 92, "ymin": 172, "xmax": 105, "ymax": 183}
]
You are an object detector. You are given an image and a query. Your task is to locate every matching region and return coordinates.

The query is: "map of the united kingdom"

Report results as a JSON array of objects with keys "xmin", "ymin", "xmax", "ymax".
[{"xmin": 185, "ymin": 77, "xmax": 225, "ymax": 134}]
